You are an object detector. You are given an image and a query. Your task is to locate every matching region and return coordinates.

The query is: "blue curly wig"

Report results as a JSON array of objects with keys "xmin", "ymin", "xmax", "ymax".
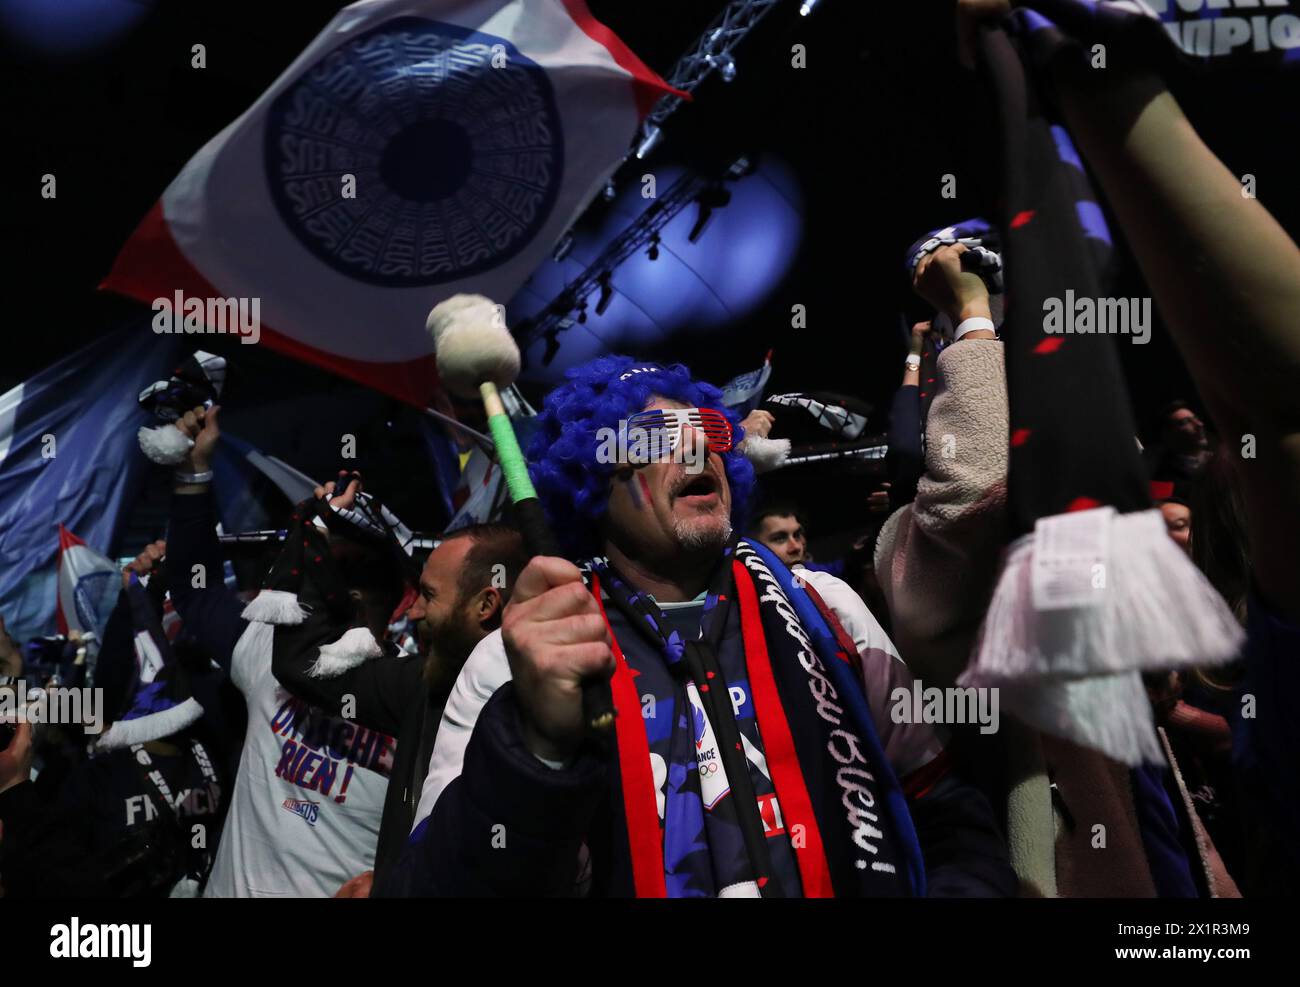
[{"xmin": 526, "ymin": 354, "xmax": 756, "ymax": 559}]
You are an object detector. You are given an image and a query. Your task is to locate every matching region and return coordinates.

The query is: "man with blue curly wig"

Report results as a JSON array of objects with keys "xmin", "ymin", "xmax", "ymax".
[
  {"xmin": 526, "ymin": 354, "xmax": 757, "ymax": 563},
  {"xmin": 397, "ymin": 355, "xmax": 1015, "ymax": 898}
]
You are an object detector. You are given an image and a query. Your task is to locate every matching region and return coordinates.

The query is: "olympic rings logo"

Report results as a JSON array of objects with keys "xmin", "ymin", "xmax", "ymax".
[{"xmin": 698, "ymin": 761, "xmax": 719, "ymax": 776}]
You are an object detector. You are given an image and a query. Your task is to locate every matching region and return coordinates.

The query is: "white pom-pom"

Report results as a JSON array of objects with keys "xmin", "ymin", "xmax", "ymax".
[
  {"xmin": 138, "ymin": 424, "xmax": 194, "ymax": 465},
  {"xmin": 426, "ymin": 293, "xmax": 520, "ymax": 397},
  {"xmin": 740, "ymin": 436, "xmax": 791, "ymax": 474},
  {"xmin": 241, "ymin": 590, "xmax": 306, "ymax": 625},
  {"xmin": 309, "ymin": 626, "xmax": 382, "ymax": 678}
]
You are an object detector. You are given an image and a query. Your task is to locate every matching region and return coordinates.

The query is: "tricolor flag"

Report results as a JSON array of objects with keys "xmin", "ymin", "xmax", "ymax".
[
  {"xmin": 55, "ymin": 525, "xmax": 120, "ymax": 643},
  {"xmin": 444, "ymin": 386, "xmax": 535, "ymax": 531},
  {"xmin": 719, "ymin": 351, "xmax": 773, "ymax": 418},
  {"xmin": 104, "ymin": 0, "xmax": 679, "ymax": 407},
  {"xmin": 0, "ymin": 326, "xmax": 180, "ymax": 645}
]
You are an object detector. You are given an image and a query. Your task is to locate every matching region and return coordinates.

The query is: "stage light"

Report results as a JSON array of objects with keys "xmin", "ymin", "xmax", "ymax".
[
  {"xmin": 603, "ymin": 179, "xmax": 617, "ymax": 201},
  {"xmin": 708, "ymin": 52, "xmax": 737, "ymax": 82},
  {"xmin": 636, "ymin": 124, "xmax": 664, "ymax": 160},
  {"xmin": 688, "ymin": 186, "xmax": 732, "ymax": 244},
  {"xmin": 542, "ymin": 328, "xmax": 561, "ymax": 366},
  {"xmin": 799, "ymin": 0, "xmax": 822, "ymax": 16},
  {"xmin": 552, "ymin": 231, "xmax": 575, "ymax": 262},
  {"xmin": 595, "ymin": 273, "xmax": 614, "ymax": 315},
  {"xmin": 727, "ymin": 155, "xmax": 756, "ymax": 179}
]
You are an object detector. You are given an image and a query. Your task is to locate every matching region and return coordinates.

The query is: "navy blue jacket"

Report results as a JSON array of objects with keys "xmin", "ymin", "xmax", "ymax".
[{"xmin": 396, "ymin": 683, "xmax": 1017, "ymax": 897}]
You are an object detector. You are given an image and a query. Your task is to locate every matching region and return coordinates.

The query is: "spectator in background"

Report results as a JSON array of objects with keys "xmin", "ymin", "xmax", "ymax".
[
  {"xmin": 748, "ymin": 502, "xmax": 809, "ymax": 567},
  {"xmin": 749, "ymin": 501, "xmax": 874, "ymax": 586},
  {"xmin": 272, "ymin": 477, "xmax": 527, "ymax": 899},
  {"xmin": 1151, "ymin": 481, "xmax": 1192, "ymax": 556},
  {"xmin": 163, "ymin": 405, "xmax": 408, "ymax": 898},
  {"xmin": 1144, "ymin": 399, "xmax": 1212, "ymax": 482},
  {"xmin": 0, "ymin": 561, "xmax": 229, "ymax": 898}
]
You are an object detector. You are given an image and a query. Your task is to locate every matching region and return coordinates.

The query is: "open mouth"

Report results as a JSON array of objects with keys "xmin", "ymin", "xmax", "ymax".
[{"xmin": 674, "ymin": 473, "xmax": 719, "ymax": 503}]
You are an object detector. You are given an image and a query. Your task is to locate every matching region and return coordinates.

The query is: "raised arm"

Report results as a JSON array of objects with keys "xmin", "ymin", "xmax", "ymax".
[
  {"xmin": 966, "ymin": 0, "xmax": 1300, "ymax": 619},
  {"xmin": 1058, "ymin": 71, "xmax": 1300, "ymax": 619},
  {"xmin": 165, "ymin": 405, "xmax": 247, "ymax": 670},
  {"xmin": 884, "ymin": 321, "xmax": 932, "ymax": 510},
  {"xmin": 874, "ymin": 247, "xmax": 1010, "ymax": 687}
]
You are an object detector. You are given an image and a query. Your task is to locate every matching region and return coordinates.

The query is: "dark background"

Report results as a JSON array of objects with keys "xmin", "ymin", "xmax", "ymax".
[{"xmin": 2, "ymin": 0, "xmax": 1296, "ymax": 554}]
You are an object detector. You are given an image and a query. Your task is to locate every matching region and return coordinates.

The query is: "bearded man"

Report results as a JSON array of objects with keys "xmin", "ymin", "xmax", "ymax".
[{"xmin": 401, "ymin": 356, "xmax": 1015, "ymax": 898}]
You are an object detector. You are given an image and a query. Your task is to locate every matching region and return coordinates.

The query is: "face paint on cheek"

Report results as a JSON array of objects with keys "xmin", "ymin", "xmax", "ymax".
[
  {"xmin": 636, "ymin": 473, "xmax": 653, "ymax": 510},
  {"xmin": 620, "ymin": 472, "xmax": 643, "ymax": 510}
]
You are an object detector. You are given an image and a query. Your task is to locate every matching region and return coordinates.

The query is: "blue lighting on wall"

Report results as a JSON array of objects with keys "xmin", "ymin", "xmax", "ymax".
[
  {"xmin": 0, "ymin": 0, "xmax": 155, "ymax": 58},
  {"xmin": 513, "ymin": 157, "xmax": 804, "ymax": 387}
]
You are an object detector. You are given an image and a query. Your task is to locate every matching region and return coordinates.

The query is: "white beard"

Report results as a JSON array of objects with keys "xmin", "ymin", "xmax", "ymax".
[{"xmin": 672, "ymin": 513, "xmax": 732, "ymax": 551}]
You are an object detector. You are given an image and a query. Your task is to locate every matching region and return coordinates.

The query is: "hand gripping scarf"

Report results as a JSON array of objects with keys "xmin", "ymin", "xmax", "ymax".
[
  {"xmin": 903, "ymin": 218, "xmax": 1006, "ymax": 341},
  {"xmin": 958, "ymin": 4, "xmax": 1245, "ymax": 766},
  {"xmin": 589, "ymin": 539, "xmax": 924, "ymax": 897}
]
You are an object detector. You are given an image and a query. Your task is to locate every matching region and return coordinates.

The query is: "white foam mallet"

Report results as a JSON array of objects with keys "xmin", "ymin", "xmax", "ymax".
[{"xmin": 427, "ymin": 294, "xmax": 615, "ymax": 732}]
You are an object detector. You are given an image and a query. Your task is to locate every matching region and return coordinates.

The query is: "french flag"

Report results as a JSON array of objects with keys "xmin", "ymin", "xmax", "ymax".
[
  {"xmin": 55, "ymin": 524, "xmax": 120, "ymax": 641},
  {"xmin": 103, "ymin": 0, "xmax": 679, "ymax": 408},
  {"xmin": 0, "ymin": 328, "xmax": 180, "ymax": 644}
]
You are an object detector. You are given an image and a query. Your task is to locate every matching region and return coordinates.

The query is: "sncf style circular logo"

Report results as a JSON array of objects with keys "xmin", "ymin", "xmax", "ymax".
[
  {"xmin": 73, "ymin": 570, "xmax": 117, "ymax": 632},
  {"xmin": 264, "ymin": 17, "xmax": 565, "ymax": 287}
]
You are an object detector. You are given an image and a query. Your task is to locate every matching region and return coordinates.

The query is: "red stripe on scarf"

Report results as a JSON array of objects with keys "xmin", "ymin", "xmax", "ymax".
[
  {"xmin": 801, "ymin": 579, "xmax": 863, "ymax": 681},
  {"xmin": 591, "ymin": 575, "xmax": 667, "ymax": 898},
  {"xmin": 732, "ymin": 560, "xmax": 835, "ymax": 898}
]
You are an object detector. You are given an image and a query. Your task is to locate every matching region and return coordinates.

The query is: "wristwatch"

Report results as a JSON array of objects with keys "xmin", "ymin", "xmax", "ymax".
[{"xmin": 905, "ymin": 354, "xmax": 922, "ymax": 371}]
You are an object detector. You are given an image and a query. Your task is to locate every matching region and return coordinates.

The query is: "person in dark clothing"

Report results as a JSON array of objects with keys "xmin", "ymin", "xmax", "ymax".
[
  {"xmin": 882, "ymin": 320, "xmax": 931, "ymax": 512},
  {"xmin": 0, "ymin": 574, "xmax": 228, "ymax": 898},
  {"xmin": 53, "ymin": 726, "xmax": 225, "ymax": 897},
  {"xmin": 399, "ymin": 355, "xmax": 1017, "ymax": 898},
  {"xmin": 271, "ymin": 477, "xmax": 526, "ymax": 897},
  {"xmin": 1, "ymin": 720, "xmax": 106, "ymax": 898}
]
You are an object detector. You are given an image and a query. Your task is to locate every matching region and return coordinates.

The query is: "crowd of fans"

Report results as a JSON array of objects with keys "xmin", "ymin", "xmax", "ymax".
[{"xmin": 1, "ymin": 0, "xmax": 1297, "ymax": 898}]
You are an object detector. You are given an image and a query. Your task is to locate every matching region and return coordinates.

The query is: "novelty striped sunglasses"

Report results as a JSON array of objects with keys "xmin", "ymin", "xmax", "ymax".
[{"xmin": 622, "ymin": 407, "xmax": 734, "ymax": 461}]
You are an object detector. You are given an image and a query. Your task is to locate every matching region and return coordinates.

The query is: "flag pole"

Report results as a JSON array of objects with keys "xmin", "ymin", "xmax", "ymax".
[{"xmin": 421, "ymin": 406, "xmax": 495, "ymax": 455}]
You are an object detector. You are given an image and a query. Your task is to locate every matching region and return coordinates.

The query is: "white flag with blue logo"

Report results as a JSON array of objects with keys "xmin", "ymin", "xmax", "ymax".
[{"xmin": 104, "ymin": 0, "xmax": 677, "ymax": 408}]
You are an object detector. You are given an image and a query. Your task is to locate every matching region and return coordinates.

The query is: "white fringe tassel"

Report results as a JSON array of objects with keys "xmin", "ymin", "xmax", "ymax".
[
  {"xmin": 137, "ymin": 424, "xmax": 194, "ymax": 465},
  {"xmin": 741, "ymin": 436, "xmax": 791, "ymax": 474},
  {"xmin": 309, "ymin": 626, "xmax": 381, "ymax": 678},
  {"xmin": 241, "ymin": 590, "xmax": 306, "ymax": 625},
  {"xmin": 96, "ymin": 697, "xmax": 204, "ymax": 750},
  {"xmin": 961, "ymin": 508, "xmax": 1244, "ymax": 766}
]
